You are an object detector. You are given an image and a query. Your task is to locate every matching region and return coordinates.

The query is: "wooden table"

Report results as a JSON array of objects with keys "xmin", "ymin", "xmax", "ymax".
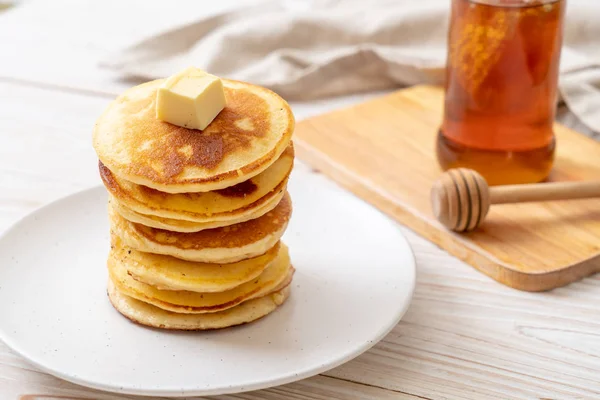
[{"xmin": 1, "ymin": 2, "xmax": 599, "ymax": 399}]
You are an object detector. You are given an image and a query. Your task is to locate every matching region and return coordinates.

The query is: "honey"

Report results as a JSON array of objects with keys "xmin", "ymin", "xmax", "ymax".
[{"xmin": 437, "ymin": 0, "xmax": 566, "ymax": 185}]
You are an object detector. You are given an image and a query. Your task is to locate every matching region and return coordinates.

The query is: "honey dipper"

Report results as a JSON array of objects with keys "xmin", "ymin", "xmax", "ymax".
[{"xmin": 431, "ymin": 168, "xmax": 600, "ymax": 232}]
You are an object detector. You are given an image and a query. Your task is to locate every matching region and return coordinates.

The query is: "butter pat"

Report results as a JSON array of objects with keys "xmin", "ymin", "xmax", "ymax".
[{"xmin": 156, "ymin": 67, "xmax": 226, "ymax": 130}]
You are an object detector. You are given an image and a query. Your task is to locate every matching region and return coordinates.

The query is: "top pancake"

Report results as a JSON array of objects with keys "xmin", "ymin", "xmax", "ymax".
[{"xmin": 93, "ymin": 78, "xmax": 294, "ymax": 193}]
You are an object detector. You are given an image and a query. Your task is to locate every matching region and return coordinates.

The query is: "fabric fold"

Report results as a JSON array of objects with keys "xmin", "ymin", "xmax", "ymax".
[{"xmin": 101, "ymin": 0, "xmax": 600, "ymax": 133}]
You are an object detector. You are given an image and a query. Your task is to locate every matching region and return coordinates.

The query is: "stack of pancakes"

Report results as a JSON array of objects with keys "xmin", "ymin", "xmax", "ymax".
[{"xmin": 92, "ymin": 78, "xmax": 295, "ymax": 330}]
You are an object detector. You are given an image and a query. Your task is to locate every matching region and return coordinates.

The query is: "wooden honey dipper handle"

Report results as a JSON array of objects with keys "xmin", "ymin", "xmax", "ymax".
[
  {"xmin": 431, "ymin": 168, "xmax": 600, "ymax": 232},
  {"xmin": 490, "ymin": 181, "xmax": 600, "ymax": 204}
]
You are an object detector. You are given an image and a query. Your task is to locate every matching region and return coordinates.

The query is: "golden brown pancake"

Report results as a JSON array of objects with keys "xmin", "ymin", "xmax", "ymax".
[
  {"xmin": 110, "ymin": 188, "xmax": 285, "ymax": 233},
  {"xmin": 109, "ymin": 192, "xmax": 292, "ymax": 263},
  {"xmin": 108, "ymin": 279, "xmax": 291, "ymax": 331},
  {"xmin": 100, "ymin": 144, "xmax": 293, "ymax": 223},
  {"xmin": 93, "ymin": 79, "xmax": 295, "ymax": 193},
  {"xmin": 108, "ymin": 243, "xmax": 293, "ymax": 314},
  {"xmin": 111, "ymin": 236, "xmax": 281, "ymax": 293},
  {"xmin": 101, "ymin": 146, "xmax": 292, "ymax": 227}
]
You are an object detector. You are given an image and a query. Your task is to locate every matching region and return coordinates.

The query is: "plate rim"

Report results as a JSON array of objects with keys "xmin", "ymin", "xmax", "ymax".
[{"xmin": 0, "ymin": 184, "xmax": 416, "ymax": 397}]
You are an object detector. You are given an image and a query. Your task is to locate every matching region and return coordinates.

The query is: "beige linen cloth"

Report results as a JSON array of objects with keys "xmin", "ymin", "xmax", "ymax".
[{"xmin": 102, "ymin": 0, "xmax": 600, "ymax": 135}]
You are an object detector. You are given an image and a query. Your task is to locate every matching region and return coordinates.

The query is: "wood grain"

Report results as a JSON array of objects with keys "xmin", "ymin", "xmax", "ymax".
[{"xmin": 294, "ymin": 84, "xmax": 600, "ymax": 291}]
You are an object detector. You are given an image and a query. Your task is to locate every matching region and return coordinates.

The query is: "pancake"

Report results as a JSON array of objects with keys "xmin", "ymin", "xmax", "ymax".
[
  {"xmin": 93, "ymin": 78, "xmax": 295, "ymax": 193},
  {"xmin": 109, "ymin": 192, "xmax": 292, "ymax": 263},
  {"xmin": 110, "ymin": 187, "xmax": 285, "ymax": 232},
  {"xmin": 111, "ymin": 237, "xmax": 281, "ymax": 292},
  {"xmin": 108, "ymin": 243, "xmax": 293, "ymax": 314},
  {"xmin": 108, "ymin": 279, "xmax": 291, "ymax": 331},
  {"xmin": 100, "ymin": 144, "xmax": 293, "ymax": 222}
]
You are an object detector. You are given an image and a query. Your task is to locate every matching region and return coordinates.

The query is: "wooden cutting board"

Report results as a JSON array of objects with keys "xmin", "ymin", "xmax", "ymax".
[{"xmin": 294, "ymin": 85, "xmax": 600, "ymax": 292}]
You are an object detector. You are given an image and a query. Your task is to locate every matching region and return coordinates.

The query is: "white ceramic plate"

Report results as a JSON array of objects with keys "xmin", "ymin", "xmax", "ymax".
[{"xmin": 0, "ymin": 163, "xmax": 415, "ymax": 397}]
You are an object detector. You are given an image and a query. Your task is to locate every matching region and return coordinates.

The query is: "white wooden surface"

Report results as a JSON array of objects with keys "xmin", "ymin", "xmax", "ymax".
[{"xmin": 1, "ymin": 1, "xmax": 600, "ymax": 399}]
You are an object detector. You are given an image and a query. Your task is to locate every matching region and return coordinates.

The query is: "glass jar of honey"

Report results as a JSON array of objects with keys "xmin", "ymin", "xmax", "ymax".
[{"xmin": 437, "ymin": 0, "xmax": 566, "ymax": 185}]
